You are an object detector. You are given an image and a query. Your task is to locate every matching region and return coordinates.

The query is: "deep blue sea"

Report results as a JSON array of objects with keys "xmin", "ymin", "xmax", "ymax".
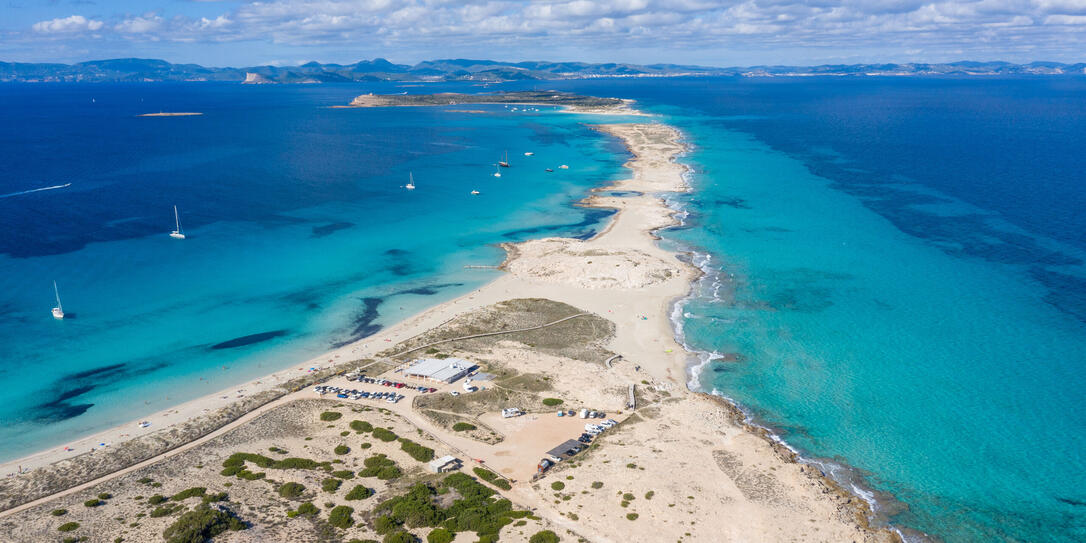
[{"xmin": 2, "ymin": 77, "xmax": 1084, "ymax": 542}]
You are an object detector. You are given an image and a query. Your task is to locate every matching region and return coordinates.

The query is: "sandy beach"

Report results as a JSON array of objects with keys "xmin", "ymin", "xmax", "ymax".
[{"xmin": 0, "ymin": 111, "xmax": 895, "ymax": 542}]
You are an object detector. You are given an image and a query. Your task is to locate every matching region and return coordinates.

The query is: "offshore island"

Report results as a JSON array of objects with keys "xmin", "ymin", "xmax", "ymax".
[{"xmin": 0, "ymin": 93, "xmax": 896, "ymax": 543}]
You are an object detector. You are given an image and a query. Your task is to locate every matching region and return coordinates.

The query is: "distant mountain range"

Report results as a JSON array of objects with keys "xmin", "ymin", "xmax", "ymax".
[{"xmin": 1, "ymin": 58, "xmax": 1084, "ymax": 83}]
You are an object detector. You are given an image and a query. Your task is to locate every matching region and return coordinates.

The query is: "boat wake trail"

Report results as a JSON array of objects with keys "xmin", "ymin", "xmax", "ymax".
[{"xmin": 0, "ymin": 183, "xmax": 71, "ymax": 199}]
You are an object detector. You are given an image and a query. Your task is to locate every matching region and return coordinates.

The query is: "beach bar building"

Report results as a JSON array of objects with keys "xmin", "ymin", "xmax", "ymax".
[
  {"xmin": 545, "ymin": 439, "xmax": 585, "ymax": 462},
  {"xmin": 428, "ymin": 455, "xmax": 462, "ymax": 474},
  {"xmin": 403, "ymin": 358, "xmax": 474, "ymax": 384}
]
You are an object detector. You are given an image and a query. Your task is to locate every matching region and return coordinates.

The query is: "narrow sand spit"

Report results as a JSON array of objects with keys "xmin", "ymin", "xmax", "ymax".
[{"xmin": 0, "ymin": 117, "xmax": 897, "ymax": 543}]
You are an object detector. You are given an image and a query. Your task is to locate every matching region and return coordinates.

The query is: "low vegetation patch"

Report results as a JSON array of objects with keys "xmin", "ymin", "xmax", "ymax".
[
  {"xmin": 287, "ymin": 502, "xmax": 319, "ymax": 518},
  {"xmin": 162, "ymin": 504, "xmax": 246, "ymax": 543},
  {"xmin": 51, "ymin": 509, "xmax": 68, "ymax": 516},
  {"xmin": 148, "ymin": 495, "xmax": 167, "ymax": 506},
  {"xmin": 278, "ymin": 482, "xmax": 306, "ymax": 500},
  {"xmin": 529, "ymin": 530, "xmax": 560, "ymax": 543},
  {"xmin": 322, "ymin": 478, "xmax": 342, "ymax": 492},
  {"xmin": 427, "ymin": 528, "xmax": 454, "ymax": 543},
  {"xmin": 328, "ymin": 505, "xmax": 355, "ymax": 529},
  {"xmin": 171, "ymin": 487, "xmax": 207, "ymax": 501},
  {"xmin": 626, "ymin": 513, "xmax": 639, "ymax": 521},
  {"xmin": 332, "ymin": 469, "xmax": 355, "ymax": 479},
  {"xmin": 399, "ymin": 438, "xmax": 435, "ymax": 462},
  {"xmin": 57, "ymin": 522, "xmax": 80, "ymax": 532},
  {"xmin": 472, "ymin": 467, "xmax": 512, "ymax": 491},
  {"xmin": 541, "ymin": 398, "xmax": 564, "ymax": 407},
  {"xmin": 551, "ymin": 481, "xmax": 565, "ymax": 491},
  {"xmin": 83, "ymin": 499, "xmax": 103, "ymax": 508},
  {"xmin": 350, "ymin": 420, "xmax": 374, "ymax": 433},
  {"xmin": 359, "ymin": 454, "xmax": 402, "ymax": 480},
  {"xmin": 335, "ymin": 445, "xmax": 350, "ymax": 455},
  {"xmin": 372, "ymin": 427, "xmax": 398, "ymax": 442},
  {"xmin": 320, "ymin": 411, "xmax": 343, "ymax": 422},
  {"xmin": 451, "ymin": 422, "xmax": 476, "ymax": 432},
  {"xmin": 346, "ymin": 485, "xmax": 374, "ymax": 501}
]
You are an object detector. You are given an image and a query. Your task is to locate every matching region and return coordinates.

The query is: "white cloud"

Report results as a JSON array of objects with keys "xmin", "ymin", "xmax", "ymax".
[
  {"xmin": 32, "ymin": 15, "xmax": 104, "ymax": 34},
  {"xmin": 18, "ymin": 0, "xmax": 1086, "ymax": 62}
]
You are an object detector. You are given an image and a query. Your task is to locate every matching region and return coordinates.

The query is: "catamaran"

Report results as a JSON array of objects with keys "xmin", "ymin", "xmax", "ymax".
[
  {"xmin": 499, "ymin": 151, "xmax": 510, "ymax": 168},
  {"xmin": 170, "ymin": 206, "xmax": 186, "ymax": 239},
  {"xmin": 52, "ymin": 281, "xmax": 64, "ymax": 319},
  {"xmin": 405, "ymin": 172, "xmax": 416, "ymax": 190}
]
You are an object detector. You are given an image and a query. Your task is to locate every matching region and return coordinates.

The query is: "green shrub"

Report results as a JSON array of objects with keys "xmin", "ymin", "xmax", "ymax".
[
  {"xmin": 97, "ymin": 492, "xmax": 112, "ymax": 500},
  {"xmin": 529, "ymin": 530, "xmax": 560, "ymax": 543},
  {"xmin": 150, "ymin": 504, "xmax": 184, "ymax": 518},
  {"xmin": 451, "ymin": 422, "xmax": 476, "ymax": 432},
  {"xmin": 320, "ymin": 411, "xmax": 343, "ymax": 421},
  {"xmin": 360, "ymin": 454, "xmax": 402, "ymax": 480},
  {"xmin": 622, "ymin": 493, "xmax": 635, "ymax": 501},
  {"xmin": 361, "ymin": 442, "xmax": 372, "ymax": 449},
  {"xmin": 137, "ymin": 477, "xmax": 154, "ymax": 484},
  {"xmin": 237, "ymin": 470, "xmax": 265, "ymax": 481},
  {"xmin": 644, "ymin": 490, "xmax": 654, "ymax": 500},
  {"xmin": 399, "ymin": 438, "xmax": 435, "ymax": 462},
  {"xmin": 328, "ymin": 505, "xmax": 354, "ymax": 529},
  {"xmin": 373, "ymin": 515, "xmax": 401, "ymax": 535},
  {"xmin": 162, "ymin": 504, "xmax": 246, "ymax": 543},
  {"xmin": 626, "ymin": 513, "xmax": 638, "ymax": 520},
  {"xmin": 278, "ymin": 482, "xmax": 305, "ymax": 499},
  {"xmin": 171, "ymin": 487, "xmax": 207, "ymax": 501},
  {"xmin": 331, "ymin": 470, "xmax": 354, "ymax": 480},
  {"xmin": 551, "ymin": 481, "xmax": 565, "ymax": 491},
  {"xmin": 334, "ymin": 445, "xmax": 350, "ymax": 455},
  {"xmin": 372, "ymin": 428, "xmax": 398, "ymax": 442},
  {"xmin": 272, "ymin": 457, "xmax": 324, "ymax": 470},
  {"xmin": 83, "ymin": 499, "xmax": 102, "ymax": 508},
  {"xmin": 57, "ymin": 522, "xmax": 80, "ymax": 532},
  {"xmin": 148, "ymin": 495, "xmax": 167, "ymax": 505},
  {"xmin": 287, "ymin": 502, "xmax": 319, "ymax": 518},
  {"xmin": 591, "ymin": 481, "xmax": 603, "ymax": 489},
  {"xmin": 350, "ymin": 420, "xmax": 374, "ymax": 433},
  {"xmin": 472, "ymin": 467, "xmax": 512, "ymax": 491},
  {"xmin": 345, "ymin": 485, "xmax": 374, "ymax": 501},
  {"xmin": 541, "ymin": 398, "xmax": 564, "ymax": 407},
  {"xmin": 51, "ymin": 509, "xmax": 68, "ymax": 516},
  {"xmin": 322, "ymin": 478, "xmax": 342, "ymax": 492},
  {"xmin": 201, "ymin": 492, "xmax": 227, "ymax": 504},
  {"xmin": 426, "ymin": 528, "xmax": 453, "ymax": 543},
  {"xmin": 384, "ymin": 531, "xmax": 417, "ymax": 543}
]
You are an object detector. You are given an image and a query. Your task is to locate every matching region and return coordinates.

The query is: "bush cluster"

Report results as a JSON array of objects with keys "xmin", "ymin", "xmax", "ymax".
[
  {"xmin": 148, "ymin": 495, "xmax": 167, "ymax": 505},
  {"xmin": 328, "ymin": 505, "xmax": 355, "ymax": 529},
  {"xmin": 320, "ymin": 411, "xmax": 343, "ymax": 421},
  {"xmin": 472, "ymin": 468, "xmax": 512, "ymax": 491},
  {"xmin": 334, "ymin": 445, "xmax": 350, "ymax": 455},
  {"xmin": 399, "ymin": 438, "xmax": 435, "ymax": 462},
  {"xmin": 359, "ymin": 454, "xmax": 402, "ymax": 480},
  {"xmin": 372, "ymin": 427, "xmax": 398, "ymax": 442},
  {"xmin": 332, "ymin": 469, "xmax": 355, "ymax": 479},
  {"xmin": 287, "ymin": 502, "xmax": 319, "ymax": 518},
  {"xmin": 57, "ymin": 522, "xmax": 80, "ymax": 532},
  {"xmin": 171, "ymin": 487, "xmax": 207, "ymax": 501},
  {"xmin": 51, "ymin": 509, "xmax": 68, "ymax": 516},
  {"xmin": 541, "ymin": 398, "xmax": 564, "ymax": 407},
  {"xmin": 278, "ymin": 482, "xmax": 306, "ymax": 500},
  {"xmin": 83, "ymin": 499, "xmax": 102, "ymax": 508},
  {"xmin": 345, "ymin": 485, "xmax": 374, "ymax": 501},
  {"xmin": 551, "ymin": 482, "xmax": 565, "ymax": 491},
  {"xmin": 451, "ymin": 422, "xmax": 476, "ymax": 432},
  {"xmin": 322, "ymin": 478, "xmax": 342, "ymax": 492},
  {"xmin": 350, "ymin": 420, "xmax": 374, "ymax": 433},
  {"xmin": 427, "ymin": 528, "xmax": 454, "ymax": 543},
  {"xmin": 162, "ymin": 504, "xmax": 246, "ymax": 543},
  {"xmin": 529, "ymin": 531, "xmax": 560, "ymax": 543},
  {"xmin": 220, "ymin": 452, "xmax": 331, "ymax": 479}
]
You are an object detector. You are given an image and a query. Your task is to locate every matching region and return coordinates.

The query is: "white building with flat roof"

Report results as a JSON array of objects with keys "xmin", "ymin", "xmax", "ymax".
[{"xmin": 403, "ymin": 357, "xmax": 474, "ymax": 384}]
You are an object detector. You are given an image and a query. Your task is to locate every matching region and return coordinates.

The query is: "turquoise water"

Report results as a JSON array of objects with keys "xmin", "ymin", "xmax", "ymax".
[
  {"xmin": 659, "ymin": 114, "xmax": 1086, "ymax": 541},
  {"xmin": 0, "ymin": 83, "xmax": 630, "ymax": 462}
]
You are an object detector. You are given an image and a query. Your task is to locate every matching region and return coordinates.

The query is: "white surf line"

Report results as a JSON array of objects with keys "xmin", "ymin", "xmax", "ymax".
[{"xmin": 0, "ymin": 182, "xmax": 71, "ymax": 199}]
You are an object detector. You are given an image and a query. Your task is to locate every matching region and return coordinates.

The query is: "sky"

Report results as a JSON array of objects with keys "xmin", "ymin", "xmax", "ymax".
[{"xmin": 3, "ymin": 0, "xmax": 1086, "ymax": 67}]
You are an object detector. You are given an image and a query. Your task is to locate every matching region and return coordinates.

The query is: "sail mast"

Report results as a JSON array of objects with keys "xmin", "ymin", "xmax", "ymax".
[{"xmin": 53, "ymin": 281, "xmax": 63, "ymax": 313}]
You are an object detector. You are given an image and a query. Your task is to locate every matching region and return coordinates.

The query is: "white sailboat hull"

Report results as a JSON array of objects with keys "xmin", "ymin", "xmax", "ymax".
[
  {"xmin": 52, "ymin": 307, "xmax": 64, "ymax": 319},
  {"xmin": 170, "ymin": 231, "xmax": 186, "ymax": 239}
]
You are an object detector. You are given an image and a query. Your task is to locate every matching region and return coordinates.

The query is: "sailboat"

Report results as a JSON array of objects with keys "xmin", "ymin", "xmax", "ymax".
[
  {"xmin": 169, "ymin": 206, "xmax": 186, "ymax": 240},
  {"xmin": 493, "ymin": 165, "xmax": 502, "ymax": 178},
  {"xmin": 499, "ymin": 151, "xmax": 510, "ymax": 168},
  {"xmin": 52, "ymin": 281, "xmax": 65, "ymax": 320},
  {"xmin": 405, "ymin": 172, "xmax": 416, "ymax": 190},
  {"xmin": 470, "ymin": 190, "xmax": 480, "ymax": 195}
]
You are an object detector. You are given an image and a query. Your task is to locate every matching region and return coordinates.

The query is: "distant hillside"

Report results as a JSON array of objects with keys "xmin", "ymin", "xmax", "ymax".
[{"xmin": 1, "ymin": 57, "xmax": 1083, "ymax": 83}]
